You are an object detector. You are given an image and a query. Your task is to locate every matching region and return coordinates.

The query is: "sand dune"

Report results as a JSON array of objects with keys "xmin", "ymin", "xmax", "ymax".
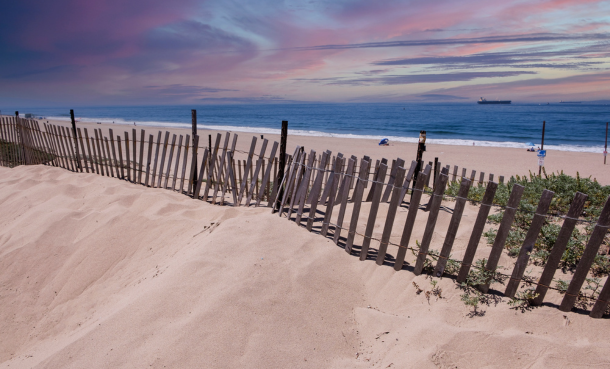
[{"xmin": 1, "ymin": 165, "xmax": 610, "ymax": 368}]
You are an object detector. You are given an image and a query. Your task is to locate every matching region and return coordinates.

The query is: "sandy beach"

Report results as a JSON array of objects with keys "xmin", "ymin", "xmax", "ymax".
[
  {"xmin": 4, "ymin": 0, "xmax": 610, "ymax": 366},
  {"xmin": 1, "ymin": 164, "xmax": 610, "ymax": 368},
  {"xmin": 2, "ymin": 117, "xmax": 610, "ymax": 368},
  {"xmin": 35, "ymin": 118, "xmax": 610, "ymax": 186}
]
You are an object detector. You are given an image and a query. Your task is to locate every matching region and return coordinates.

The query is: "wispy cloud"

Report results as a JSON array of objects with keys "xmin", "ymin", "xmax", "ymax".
[
  {"xmin": 288, "ymin": 33, "xmax": 610, "ymax": 51},
  {"xmin": 416, "ymin": 94, "xmax": 469, "ymax": 100},
  {"xmin": 144, "ymin": 85, "xmax": 238, "ymax": 96},
  {"xmin": 372, "ymin": 44, "xmax": 609, "ymax": 71},
  {"xmin": 295, "ymin": 71, "xmax": 537, "ymax": 86}
]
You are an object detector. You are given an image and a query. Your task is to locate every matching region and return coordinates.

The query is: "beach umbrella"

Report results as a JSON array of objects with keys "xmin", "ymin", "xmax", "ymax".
[{"xmin": 525, "ymin": 142, "xmax": 535, "ymax": 146}]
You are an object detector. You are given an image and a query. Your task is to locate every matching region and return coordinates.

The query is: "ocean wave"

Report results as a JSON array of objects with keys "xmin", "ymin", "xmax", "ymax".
[{"xmin": 46, "ymin": 116, "xmax": 605, "ymax": 154}]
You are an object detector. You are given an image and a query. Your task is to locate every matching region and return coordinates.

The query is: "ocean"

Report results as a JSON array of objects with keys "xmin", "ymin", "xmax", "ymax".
[{"xmin": 10, "ymin": 103, "xmax": 610, "ymax": 153}]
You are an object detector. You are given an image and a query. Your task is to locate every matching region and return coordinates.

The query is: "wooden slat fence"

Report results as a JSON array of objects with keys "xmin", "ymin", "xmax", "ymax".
[{"xmin": 2, "ymin": 118, "xmax": 609, "ymax": 318}]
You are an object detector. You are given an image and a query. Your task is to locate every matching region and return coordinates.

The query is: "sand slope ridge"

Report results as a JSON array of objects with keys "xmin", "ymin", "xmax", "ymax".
[{"xmin": 1, "ymin": 165, "xmax": 610, "ymax": 369}]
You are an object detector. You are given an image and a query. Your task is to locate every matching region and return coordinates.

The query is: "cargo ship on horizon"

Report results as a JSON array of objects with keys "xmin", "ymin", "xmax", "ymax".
[{"xmin": 478, "ymin": 97, "xmax": 511, "ymax": 104}]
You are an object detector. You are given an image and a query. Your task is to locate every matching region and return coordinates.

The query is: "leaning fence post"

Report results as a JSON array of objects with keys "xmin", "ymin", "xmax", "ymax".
[
  {"xmin": 294, "ymin": 150, "xmax": 316, "ymax": 223},
  {"xmin": 124, "ymin": 131, "xmax": 131, "ymax": 180},
  {"xmin": 172, "ymin": 135, "xmax": 183, "ymax": 191},
  {"xmin": 212, "ymin": 133, "xmax": 230, "ymax": 204},
  {"xmin": 187, "ymin": 135, "xmax": 200, "ymax": 197},
  {"xmin": 157, "ymin": 131, "xmax": 170, "ymax": 189},
  {"xmin": 284, "ymin": 148, "xmax": 305, "ymax": 217},
  {"xmin": 397, "ymin": 161, "xmax": 417, "ymax": 204},
  {"xmin": 376, "ymin": 166, "xmax": 407, "ymax": 265},
  {"xmin": 413, "ymin": 167, "xmax": 448, "ymax": 275},
  {"xmin": 276, "ymin": 146, "xmax": 301, "ymax": 215},
  {"xmin": 246, "ymin": 139, "xmax": 269, "ymax": 207},
  {"xmin": 532, "ymin": 192, "xmax": 587, "ymax": 305},
  {"xmin": 332, "ymin": 157, "xmax": 356, "ymax": 244},
  {"xmin": 144, "ymin": 134, "xmax": 154, "ymax": 186},
  {"xmin": 164, "ymin": 134, "xmax": 177, "ymax": 189},
  {"xmin": 429, "ymin": 160, "xmax": 441, "ymax": 189},
  {"xmin": 559, "ymin": 196, "xmax": 610, "ymax": 312},
  {"xmin": 321, "ymin": 156, "xmax": 346, "ymax": 237},
  {"xmin": 365, "ymin": 158, "xmax": 385, "ymax": 202},
  {"xmin": 138, "ymin": 129, "xmax": 146, "ymax": 184},
  {"xmin": 203, "ymin": 133, "xmax": 221, "ymax": 201},
  {"xmin": 433, "ymin": 177, "xmax": 473, "ymax": 277},
  {"xmin": 479, "ymin": 184, "xmax": 525, "ymax": 293},
  {"xmin": 94, "ymin": 129, "xmax": 106, "ymax": 176},
  {"xmin": 306, "ymin": 151, "xmax": 331, "ymax": 231},
  {"xmin": 504, "ymin": 189, "xmax": 555, "ymax": 298},
  {"xmin": 108, "ymin": 129, "xmax": 118, "ymax": 176},
  {"xmin": 306, "ymin": 150, "xmax": 330, "ymax": 205},
  {"xmin": 116, "ymin": 135, "xmax": 124, "ymax": 179},
  {"xmin": 359, "ymin": 163, "xmax": 388, "ymax": 261},
  {"xmin": 104, "ymin": 137, "xmax": 115, "ymax": 177},
  {"xmin": 320, "ymin": 153, "xmax": 344, "ymax": 204},
  {"xmin": 394, "ymin": 166, "xmax": 430, "ymax": 271},
  {"xmin": 256, "ymin": 142, "xmax": 279, "ymax": 207},
  {"xmin": 151, "ymin": 131, "xmax": 162, "ymax": 186},
  {"xmin": 193, "ymin": 148, "xmax": 210, "ymax": 199},
  {"xmin": 97, "ymin": 129, "xmax": 110, "ymax": 176},
  {"xmin": 344, "ymin": 158, "xmax": 371, "ymax": 254},
  {"xmin": 63, "ymin": 126, "xmax": 78, "ymax": 172},
  {"xmin": 381, "ymin": 158, "xmax": 404, "ymax": 202},
  {"xmin": 226, "ymin": 150, "xmax": 239, "ymax": 205},
  {"xmin": 56, "ymin": 126, "xmax": 71, "ymax": 171},
  {"xmin": 238, "ymin": 137, "xmax": 257, "ymax": 204},
  {"xmin": 457, "ymin": 181, "xmax": 499, "ymax": 283},
  {"xmin": 83, "ymin": 128, "xmax": 97, "ymax": 174},
  {"xmin": 179, "ymin": 134, "xmax": 190, "ymax": 193},
  {"xmin": 220, "ymin": 134, "xmax": 238, "ymax": 205},
  {"xmin": 15, "ymin": 112, "xmax": 28, "ymax": 165},
  {"xmin": 131, "ymin": 129, "xmax": 137, "ymax": 180}
]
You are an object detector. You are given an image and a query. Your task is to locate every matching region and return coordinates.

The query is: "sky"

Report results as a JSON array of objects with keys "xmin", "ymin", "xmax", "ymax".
[{"xmin": 1, "ymin": 0, "xmax": 610, "ymax": 106}]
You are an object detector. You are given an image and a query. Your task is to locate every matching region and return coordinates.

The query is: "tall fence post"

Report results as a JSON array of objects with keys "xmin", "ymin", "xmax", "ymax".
[
  {"xmin": 275, "ymin": 120, "xmax": 288, "ymax": 210},
  {"xmin": 191, "ymin": 109, "xmax": 198, "ymax": 191},
  {"xmin": 539, "ymin": 120, "xmax": 545, "ymax": 176},
  {"xmin": 70, "ymin": 110, "xmax": 82, "ymax": 172}
]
